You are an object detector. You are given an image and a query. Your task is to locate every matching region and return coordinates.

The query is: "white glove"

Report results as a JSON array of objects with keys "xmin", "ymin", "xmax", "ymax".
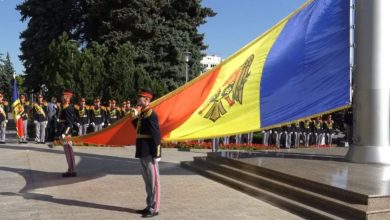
[
  {"xmin": 34, "ymin": 120, "xmax": 38, "ymax": 124},
  {"xmin": 4, "ymin": 120, "xmax": 8, "ymax": 123},
  {"xmin": 131, "ymin": 108, "xmax": 139, "ymax": 117},
  {"xmin": 91, "ymin": 122, "xmax": 95, "ymax": 126},
  {"xmin": 61, "ymin": 134, "xmax": 65, "ymax": 140},
  {"xmin": 76, "ymin": 123, "xmax": 80, "ymax": 127},
  {"xmin": 102, "ymin": 122, "xmax": 105, "ymax": 126},
  {"xmin": 56, "ymin": 118, "xmax": 60, "ymax": 122},
  {"xmin": 44, "ymin": 121, "xmax": 48, "ymax": 126}
]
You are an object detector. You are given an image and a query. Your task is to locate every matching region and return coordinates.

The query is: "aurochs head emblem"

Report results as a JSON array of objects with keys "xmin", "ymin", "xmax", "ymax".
[{"xmin": 198, "ymin": 54, "xmax": 254, "ymax": 122}]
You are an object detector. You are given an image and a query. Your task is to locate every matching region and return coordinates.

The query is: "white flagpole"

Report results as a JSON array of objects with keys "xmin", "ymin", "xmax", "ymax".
[{"xmin": 346, "ymin": 0, "xmax": 390, "ymax": 164}]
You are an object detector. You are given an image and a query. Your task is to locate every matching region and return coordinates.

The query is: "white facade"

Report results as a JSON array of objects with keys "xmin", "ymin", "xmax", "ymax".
[{"xmin": 200, "ymin": 55, "xmax": 223, "ymax": 73}]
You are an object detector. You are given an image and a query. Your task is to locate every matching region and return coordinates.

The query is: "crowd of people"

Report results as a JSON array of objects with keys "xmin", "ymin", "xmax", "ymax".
[
  {"xmin": 211, "ymin": 109, "xmax": 353, "ymax": 149},
  {"xmin": 261, "ymin": 115, "xmax": 337, "ymax": 148},
  {"xmin": 0, "ymin": 92, "xmax": 137, "ymax": 144},
  {"xmin": 272, "ymin": 110, "xmax": 353, "ymax": 148}
]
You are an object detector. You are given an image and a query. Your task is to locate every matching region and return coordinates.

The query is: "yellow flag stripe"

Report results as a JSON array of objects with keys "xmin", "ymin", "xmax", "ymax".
[{"xmin": 165, "ymin": 21, "xmax": 287, "ymax": 141}]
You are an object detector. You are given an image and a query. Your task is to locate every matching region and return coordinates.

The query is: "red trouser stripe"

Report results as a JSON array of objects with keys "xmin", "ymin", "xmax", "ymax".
[
  {"xmin": 66, "ymin": 142, "xmax": 74, "ymax": 172},
  {"xmin": 153, "ymin": 163, "xmax": 159, "ymax": 212}
]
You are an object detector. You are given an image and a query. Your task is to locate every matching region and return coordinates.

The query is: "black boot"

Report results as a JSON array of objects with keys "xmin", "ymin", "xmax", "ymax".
[{"xmin": 62, "ymin": 172, "xmax": 77, "ymax": 177}]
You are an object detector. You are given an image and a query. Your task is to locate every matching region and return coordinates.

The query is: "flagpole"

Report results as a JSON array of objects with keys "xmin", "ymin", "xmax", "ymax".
[{"xmin": 345, "ymin": 0, "xmax": 390, "ymax": 164}]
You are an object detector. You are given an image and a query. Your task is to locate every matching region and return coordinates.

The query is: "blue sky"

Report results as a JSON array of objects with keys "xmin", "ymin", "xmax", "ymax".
[
  {"xmin": 200, "ymin": 0, "xmax": 307, "ymax": 58},
  {"xmin": 0, "ymin": 0, "xmax": 307, "ymax": 74},
  {"xmin": 0, "ymin": 0, "xmax": 25, "ymax": 74}
]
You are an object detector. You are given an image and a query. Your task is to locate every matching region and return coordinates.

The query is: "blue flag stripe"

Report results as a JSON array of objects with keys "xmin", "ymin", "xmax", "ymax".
[
  {"xmin": 13, "ymin": 79, "xmax": 19, "ymax": 102},
  {"xmin": 260, "ymin": 0, "xmax": 350, "ymax": 127}
]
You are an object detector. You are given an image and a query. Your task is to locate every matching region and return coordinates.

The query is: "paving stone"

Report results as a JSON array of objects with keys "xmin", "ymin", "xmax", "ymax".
[{"xmin": 0, "ymin": 143, "xmax": 303, "ymax": 220}]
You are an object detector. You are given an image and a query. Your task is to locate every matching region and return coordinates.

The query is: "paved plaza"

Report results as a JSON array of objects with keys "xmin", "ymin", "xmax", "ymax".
[{"xmin": 0, "ymin": 143, "xmax": 304, "ymax": 220}]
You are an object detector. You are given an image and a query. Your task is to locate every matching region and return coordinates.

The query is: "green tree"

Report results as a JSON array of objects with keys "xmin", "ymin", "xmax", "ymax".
[
  {"xmin": 0, "ymin": 53, "xmax": 15, "ymax": 101},
  {"xmin": 0, "ymin": 53, "xmax": 4, "ymax": 92},
  {"xmin": 18, "ymin": 0, "xmax": 215, "ymax": 99},
  {"xmin": 105, "ymin": 42, "xmax": 152, "ymax": 102},
  {"xmin": 15, "ymin": 75, "xmax": 26, "ymax": 97},
  {"xmin": 81, "ymin": 0, "xmax": 215, "ymax": 96},
  {"xmin": 17, "ymin": 0, "xmax": 83, "ymax": 92},
  {"xmin": 43, "ymin": 33, "xmax": 80, "ymax": 98},
  {"xmin": 44, "ymin": 33, "xmax": 152, "ymax": 104},
  {"xmin": 75, "ymin": 41, "xmax": 108, "ymax": 102}
]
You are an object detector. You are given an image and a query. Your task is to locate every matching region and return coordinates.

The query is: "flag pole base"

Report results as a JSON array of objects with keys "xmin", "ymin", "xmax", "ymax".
[{"xmin": 345, "ymin": 145, "xmax": 390, "ymax": 164}]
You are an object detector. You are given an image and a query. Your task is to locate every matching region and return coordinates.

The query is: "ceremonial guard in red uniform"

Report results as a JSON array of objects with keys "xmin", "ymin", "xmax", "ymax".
[{"xmin": 20, "ymin": 94, "xmax": 30, "ymax": 143}]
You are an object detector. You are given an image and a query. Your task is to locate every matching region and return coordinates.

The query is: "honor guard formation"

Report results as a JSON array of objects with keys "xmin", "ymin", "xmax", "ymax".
[{"xmin": 1, "ymin": 92, "xmax": 141, "ymax": 145}]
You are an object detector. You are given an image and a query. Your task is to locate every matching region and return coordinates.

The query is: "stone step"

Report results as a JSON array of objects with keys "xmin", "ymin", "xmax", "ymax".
[
  {"xmin": 181, "ymin": 161, "xmax": 344, "ymax": 220},
  {"xmin": 191, "ymin": 157, "xmax": 368, "ymax": 219},
  {"xmin": 183, "ymin": 156, "xmax": 390, "ymax": 219},
  {"xmin": 207, "ymin": 156, "xmax": 367, "ymax": 206}
]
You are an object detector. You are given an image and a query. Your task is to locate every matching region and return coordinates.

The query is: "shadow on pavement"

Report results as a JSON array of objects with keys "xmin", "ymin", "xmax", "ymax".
[
  {"xmin": 0, "ymin": 144, "xmax": 197, "ymax": 214},
  {"xmin": 0, "ymin": 144, "xmax": 194, "ymax": 192},
  {"xmin": 0, "ymin": 192, "xmax": 138, "ymax": 214}
]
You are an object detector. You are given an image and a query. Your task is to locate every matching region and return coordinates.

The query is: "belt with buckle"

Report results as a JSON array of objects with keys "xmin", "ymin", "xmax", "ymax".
[{"xmin": 137, "ymin": 134, "xmax": 152, "ymax": 139}]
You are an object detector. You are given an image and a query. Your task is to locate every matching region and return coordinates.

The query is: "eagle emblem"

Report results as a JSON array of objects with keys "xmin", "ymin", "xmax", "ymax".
[{"xmin": 198, "ymin": 54, "xmax": 254, "ymax": 122}]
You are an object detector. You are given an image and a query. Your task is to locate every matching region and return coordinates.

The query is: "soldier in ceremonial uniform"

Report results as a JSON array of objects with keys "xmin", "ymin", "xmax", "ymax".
[
  {"xmin": 133, "ymin": 89, "xmax": 161, "ymax": 218},
  {"xmin": 19, "ymin": 94, "xmax": 31, "ymax": 143},
  {"xmin": 120, "ymin": 101, "xmax": 127, "ymax": 118},
  {"xmin": 343, "ymin": 108, "xmax": 353, "ymax": 146},
  {"xmin": 235, "ymin": 133, "xmax": 242, "ymax": 145},
  {"xmin": 90, "ymin": 98, "xmax": 105, "ymax": 132},
  {"xmin": 291, "ymin": 121, "xmax": 302, "ymax": 148},
  {"xmin": 106, "ymin": 99, "xmax": 121, "ymax": 126},
  {"xmin": 33, "ymin": 94, "xmax": 48, "ymax": 144},
  {"xmin": 12, "ymin": 94, "xmax": 25, "ymax": 143},
  {"xmin": 303, "ymin": 118, "xmax": 313, "ymax": 147},
  {"xmin": 324, "ymin": 114, "xmax": 335, "ymax": 146},
  {"xmin": 313, "ymin": 116, "xmax": 324, "ymax": 147},
  {"xmin": 58, "ymin": 89, "xmax": 77, "ymax": 177},
  {"xmin": 75, "ymin": 98, "xmax": 90, "ymax": 136},
  {"xmin": 247, "ymin": 132, "xmax": 253, "ymax": 145},
  {"xmin": 20, "ymin": 94, "xmax": 30, "ymax": 143},
  {"xmin": 0, "ymin": 92, "xmax": 9, "ymax": 144},
  {"xmin": 47, "ymin": 97, "xmax": 58, "ymax": 142},
  {"xmin": 122, "ymin": 100, "xmax": 132, "ymax": 117},
  {"xmin": 262, "ymin": 129, "xmax": 270, "ymax": 146},
  {"xmin": 282, "ymin": 124, "xmax": 293, "ymax": 148},
  {"xmin": 273, "ymin": 126, "xmax": 282, "ymax": 148}
]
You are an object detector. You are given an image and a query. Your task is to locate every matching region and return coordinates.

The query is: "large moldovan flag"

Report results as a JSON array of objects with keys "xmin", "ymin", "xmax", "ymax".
[{"xmin": 73, "ymin": 0, "xmax": 350, "ymax": 145}]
